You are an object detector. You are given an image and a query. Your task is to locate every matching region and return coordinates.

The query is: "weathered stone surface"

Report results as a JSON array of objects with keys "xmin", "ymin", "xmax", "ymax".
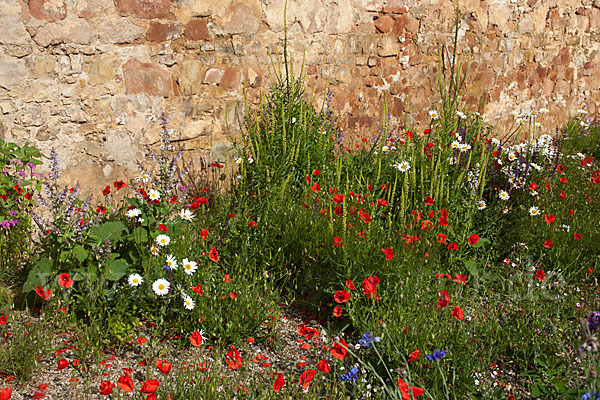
[
  {"xmin": 122, "ymin": 58, "xmax": 178, "ymax": 97},
  {"xmin": 184, "ymin": 18, "xmax": 209, "ymax": 40},
  {"xmin": 89, "ymin": 56, "xmax": 121, "ymax": 85},
  {"xmin": 113, "ymin": 0, "xmax": 170, "ymax": 18},
  {"xmin": 0, "ymin": 52, "xmax": 28, "ymax": 90},
  {"xmin": 33, "ymin": 17, "xmax": 92, "ymax": 47},
  {"xmin": 220, "ymin": 67, "xmax": 241, "ymax": 88},
  {"xmin": 0, "ymin": 14, "xmax": 32, "ymax": 46},
  {"xmin": 146, "ymin": 21, "xmax": 180, "ymax": 42},
  {"xmin": 179, "ymin": 60, "xmax": 204, "ymax": 95},
  {"xmin": 223, "ymin": 2, "xmax": 260, "ymax": 34},
  {"xmin": 374, "ymin": 15, "xmax": 394, "ymax": 33},
  {"xmin": 95, "ymin": 18, "xmax": 144, "ymax": 44},
  {"xmin": 203, "ymin": 68, "xmax": 223, "ymax": 85},
  {"xmin": 179, "ymin": 0, "xmax": 232, "ymax": 17},
  {"xmin": 29, "ymin": 0, "xmax": 67, "ymax": 22}
]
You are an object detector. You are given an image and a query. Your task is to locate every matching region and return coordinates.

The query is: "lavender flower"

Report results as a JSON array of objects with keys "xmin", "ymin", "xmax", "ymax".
[{"xmin": 589, "ymin": 312, "xmax": 600, "ymax": 333}]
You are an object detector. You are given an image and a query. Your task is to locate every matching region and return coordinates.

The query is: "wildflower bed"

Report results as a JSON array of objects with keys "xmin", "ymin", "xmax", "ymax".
[{"xmin": 1, "ymin": 31, "xmax": 600, "ymax": 400}]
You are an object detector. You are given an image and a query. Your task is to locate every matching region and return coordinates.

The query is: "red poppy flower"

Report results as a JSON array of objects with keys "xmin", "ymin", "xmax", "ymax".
[
  {"xmin": 209, "ymin": 248, "xmax": 219, "ymax": 262},
  {"xmin": 117, "ymin": 375, "xmax": 134, "ymax": 393},
  {"xmin": 334, "ymin": 290, "xmax": 350, "ymax": 303},
  {"xmin": 396, "ymin": 378, "xmax": 425, "ymax": 399},
  {"xmin": 557, "ymin": 164, "xmax": 565, "ymax": 173},
  {"xmin": 99, "ymin": 380, "xmax": 115, "ymax": 396},
  {"xmin": 200, "ymin": 229, "xmax": 209, "ymax": 240},
  {"xmin": 102, "ymin": 185, "xmax": 111, "ymax": 196},
  {"xmin": 313, "ymin": 169, "xmax": 321, "ymax": 176},
  {"xmin": 333, "ymin": 306, "xmax": 342, "ymax": 317},
  {"xmin": 13, "ymin": 185, "xmax": 22, "ymax": 194},
  {"xmin": 333, "ymin": 236, "xmax": 342, "ymax": 247},
  {"xmin": 559, "ymin": 191, "xmax": 566, "ymax": 200},
  {"xmin": 229, "ymin": 292, "xmax": 238, "ymax": 299},
  {"xmin": 435, "ymin": 273, "xmax": 452, "ymax": 280},
  {"xmin": 408, "ymin": 349, "xmax": 422, "ymax": 362},
  {"xmin": 0, "ymin": 315, "xmax": 6, "ymax": 326},
  {"xmin": 248, "ymin": 220, "xmax": 257, "ymax": 228},
  {"xmin": 316, "ymin": 359, "xmax": 331, "ymax": 373},
  {"xmin": 331, "ymin": 339, "xmax": 348, "ymax": 360},
  {"xmin": 113, "ymin": 180, "xmax": 127, "ymax": 190},
  {"xmin": 58, "ymin": 273, "xmax": 74, "ymax": 289},
  {"xmin": 453, "ymin": 274, "xmax": 467, "ymax": 285},
  {"xmin": 138, "ymin": 337, "xmax": 147, "ymax": 345},
  {"xmin": 574, "ymin": 232, "xmax": 582, "ymax": 240},
  {"xmin": 423, "ymin": 128, "xmax": 431, "ymax": 134},
  {"xmin": 331, "ymin": 194, "xmax": 344, "ymax": 204},
  {"xmin": 158, "ymin": 224, "xmax": 167, "ymax": 233},
  {"xmin": 191, "ymin": 284, "xmax": 203, "ymax": 296},
  {"xmin": 190, "ymin": 330, "xmax": 204, "ymax": 347},
  {"xmin": 58, "ymin": 358, "xmax": 69, "ymax": 371},
  {"xmin": 96, "ymin": 205, "xmax": 106, "ymax": 214},
  {"xmin": 225, "ymin": 346, "xmax": 244, "ymax": 370},
  {"xmin": 362, "ymin": 276, "xmax": 380, "ymax": 299},
  {"xmin": 544, "ymin": 213, "xmax": 555, "ymax": 225},
  {"xmin": 452, "ymin": 306, "xmax": 464, "ymax": 320},
  {"xmin": 377, "ymin": 199, "xmax": 388, "ymax": 207},
  {"xmin": 381, "ymin": 247, "xmax": 394, "ymax": 260},
  {"xmin": 424, "ymin": 196, "xmax": 434, "ymax": 206},
  {"xmin": 312, "ymin": 183, "xmax": 320, "ymax": 193},
  {"xmin": 24, "ymin": 192, "xmax": 33, "ymax": 200},
  {"xmin": 299, "ymin": 369, "xmax": 316, "ymax": 390},
  {"xmin": 543, "ymin": 239, "xmax": 553, "ymax": 248},
  {"xmin": 535, "ymin": 269, "xmax": 545, "ymax": 282},
  {"xmin": 468, "ymin": 234, "xmax": 480, "ymax": 246},
  {"xmin": 447, "ymin": 242, "xmax": 459, "ymax": 251},
  {"xmin": 345, "ymin": 280, "xmax": 355, "ymax": 290},
  {"xmin": 35, "ymin": 286, "xmax": 52, "ymax": 300},
  {"xmin": 0, "ymin": 387, "xmax": 11, "ymax": 400},
  {"xmin": 273, "ymin": 373, "xmax": 285, "ymax": 391},
  {"xmin": 437, "ymin": 290, "xmax": 450, "ymax": 309},
  {"xmin": 436, "ymin": 233, "xmax": 447, "ymax": 245},
  {"xmin": 0, "ymin": 195, "xmax": 7, "ymax": 202},
  {"xmin": 139, "ymin": 379, "xmax": 159, "ymax": 395},
  {"xmin": 155, "ymin": 359, "xmax": 172, "ymax": 375}
]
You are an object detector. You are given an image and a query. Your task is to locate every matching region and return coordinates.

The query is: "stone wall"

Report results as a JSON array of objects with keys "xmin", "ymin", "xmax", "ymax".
[{"xmin": 0, "ymin": 0, "xmax": 599, "ymax": 190}]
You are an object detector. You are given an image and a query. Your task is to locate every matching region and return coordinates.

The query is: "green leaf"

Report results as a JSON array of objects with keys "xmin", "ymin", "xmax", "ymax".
[
  {"xmin": 472, "ymin": 238, "xmax": 490, "ymax": 249},
  {"xmin": 90, "ymin": 221, "xmax": 127, "ymax": 244},
  {"xmin": 22, "ymin": 258, "xmax": 52, "ymax": 292},
  {"xmin": 73, "ymin": 245, "xmax": 88, "ymax": 263},
  {"xmin": 530, "ymin": 382, "xmax": 544, "ymax": 398},
  {"xmin": 132, "ymin": 226, "xmax": 148, "ymax": 244},
  {"xmin": 464, "ymin": 259, "xmax": 479, "ymax": 280},
  {"xmin": 106, "ymin": 258, "xmax": 128, "ymax": 281}
]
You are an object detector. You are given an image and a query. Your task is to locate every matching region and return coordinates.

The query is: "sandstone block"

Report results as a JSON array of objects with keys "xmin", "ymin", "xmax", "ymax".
[
  {"xmin": 203, "ymin": 68, "xmax": 223, "ymax": 85},
  {"xmin": 122, "ymin": 58, "xmax": 178, "ymax": 97},
  {"xmin": 378, "ymin": 36, "xmax": 398, "ymax": 57},
  {"xmin": 179, "ymin": 0, "xmax": 232, "ymax": 18},
  {"xmin": 29, "ymin": 0, "xmax": 67, "ymax": 22},
  {"xmin": 89, "ymin": 56, "xmax": 121, "ymax": 85},
  {"xmin": 0, "ymin": 14, "xmax": 32, "ymax": 46},
  {"xmin": 375, "ymin": 15, "xmax": 394, "ymax": 33},
  {"xmin": 0, "ymin": 52, "xmax": 28, "ymax": 90},
  {"xmin": 146, "ymin": 21, "xmax": 180, "ymax": 42},
  {"xmin": 185, "ymin": 18, "xmax": 209, "ymax": 40},
  {"xmin": 179, "ymin": 60, "xmax": 204, "ymax": 95},
  {"xmin": 114, "ymin": 0, "xmax": 170, "ymax": 18},
  {"xmin": 220, "ymin": 67, "xmax": 240, "ymax": 89},
  {"xmin": 223, "ymin": 2, "xmax": 260, "ymax": 34},
  {"xmin": 96, "ymin": 18, "xmax": 144, "ymax": 44},
  {"xmin": 33, "ymin": 18, "xmax": 92, "ymax": 47}
]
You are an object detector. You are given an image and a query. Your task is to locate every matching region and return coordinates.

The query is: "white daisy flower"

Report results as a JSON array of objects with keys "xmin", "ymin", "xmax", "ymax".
[
  {"xmin": 448, "ymin": 156, "xmax": 457, "ymax": 165},
  {"xmin": 393, "ymin": 161, "xmax": 411, "ymax": 173},
  {"xmin": 531, "ymin": 163, "xmax": 541, "ymax": 171},
  {"xmin": 459, "ymin": 143, "xmax": 471, "ymax": 153},
  {"xmin": 138, "ymin": 218, "xmax": 144, "ymax": 224},
  {"xmin": 136, "ymin": 174, "xmax": 151, "ymax": 183},
  {"xmin": 166, "ymin": 254, "xmax": 178, "ymax": 270},
  {"xmin": 248, "ymin": 157, "xmax": 254, "ymax": 164},
  {"xmin": 529, "ymin": 206, "xmax": 540, "ymax": 216},
  {"xmin": 477, "ymin": 200, "xmax": 486, "ymax": 210},
  {"xmin": 451, "ymin": 140, "xmax": 460, "ymax": 150},
  {"xmin": 516, "ymin": 118, "xmax": 525, "ymax": 125},
  {"xmin": 151, "ymin": 246, "xmax": 160, "ymax": 256},
  {"xmin": 491, "ymin": 138, "xmax": 500, "ymax": 145},
  {"xmin": 534, "ymin": 122, "xmax": 541, "ymax": 128},
  {"xmin": 499, "ymin": 190, "xmax": 510, "ymax": 201},
  {"xmin": 152, "ymin": 278, "xmax": 170, "ymax": 296},
  {"xmin": 148, "ymin": 189, "xmax": 161, "ymax": 201},
  {"xmin": 128, "ymin": 273, "xmax": 143, "ymax": 287},
  {"xmin": 507, "ymin": 152, "xmax": 517, "ymax": 162},
  {"xmin": 126, "ymin": 208, "xmax": 141, "ymax": 218},
  {"xmin": 529, "ymin": 190, "xmax": 538, "ymax": 196},
  {"xmin": 382, "ymin": 145, "xmax": 389, "ymax": 153},
  {"xmin": 428, "ymin": 110, "xmax": 439, "ymax": 120},
  {"xmin": 456, "ymin": 111, "xmax": 467, "ymax": 119},
  {"xmin": 577, "ymin": 109, "xmax": 588, "ymax": 115},
  {"xmin": 183, "ymin": 296, "xmax": 195, "ymax": 310},
  {"xmin": 156, "ymin": 234, "xmax": 171, "ymax": 247},
  {"xmin": 234, "ymin": 157, "xmax": 242, "ymax": 164},
  {"xmin": 182, "ymin": 258, "xmax": 198, "ymax": 275},
  {"xmin": 539, "ymin": 107, "xmax": 549, "ymax": 114},
  {"xmin": 511, "ymin": 110, "xmax": 520, "ymax": 118},
  {"xmin": 179, "ymin": 209, "xmax": 194, "ymax": 221}
]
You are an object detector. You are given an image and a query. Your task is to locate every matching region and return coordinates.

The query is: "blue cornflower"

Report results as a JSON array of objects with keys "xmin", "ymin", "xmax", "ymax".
[
  {"xmin": 582, "ymin": 392, "xmax": 600, "ymax": 400},
  {"xmin": 426, "ymin": 350, "xmax": 446, "ymax": 362},
  {"xmin": 589, "ymin": 312, "xmax": 600, "ymax": 333},
  {"xmin": 340, "ymin": 365, "xmax": 359, "ymax": 382},
  {"xmin": 357, "ymin": 332, "xmax": 381, "ymax": 348},
  {"xmin": 162, "ymin": 265, "xmax": 170, "ymax": 271}
]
